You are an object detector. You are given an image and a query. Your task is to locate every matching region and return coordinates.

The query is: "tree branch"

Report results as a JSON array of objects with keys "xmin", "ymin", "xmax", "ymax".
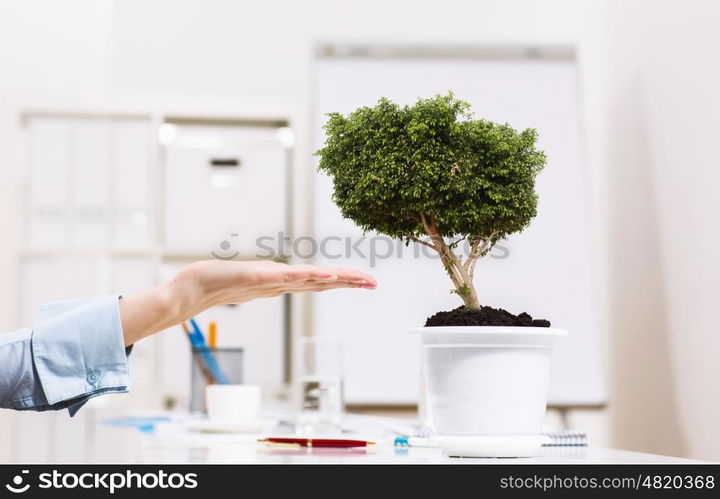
[
  {"xmin": 448, "ymin": 235, "xmax": 467, "ymax": 249},
  {"xmin": 420, "ymin": 212, "xmax": 464, "ymax": 287},
  {"xmin": 467, "ymin": 231, "xmax": 500, "ymax": 279},
  {"xmin": 468, "ymin": 241, "xmax": 489, "ymax": 276},
  {"xmin": 463, "ymin": 237, "xmax": 483, "ymax": 272},
  {"xmin": 464, "ymin": 236, "xmax": 491, "ymax": 271},
  {"xmin": 406, "ymin": 234, "xmax": 437, "ymax": 251},
  {"xmin": 419, "ymin": 212, "xmax": 434, "ymax": 239}
]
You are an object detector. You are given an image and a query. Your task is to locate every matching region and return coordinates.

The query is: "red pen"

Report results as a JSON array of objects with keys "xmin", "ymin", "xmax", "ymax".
[{"xmin": 258, "ymin": 438, "xmax": 375, "ymax": 448}]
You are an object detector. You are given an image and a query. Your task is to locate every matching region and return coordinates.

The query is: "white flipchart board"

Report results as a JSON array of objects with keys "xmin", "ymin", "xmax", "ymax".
[{"xmin": 312, "ymin": 45, "xmax": 605, "ymax": 407}]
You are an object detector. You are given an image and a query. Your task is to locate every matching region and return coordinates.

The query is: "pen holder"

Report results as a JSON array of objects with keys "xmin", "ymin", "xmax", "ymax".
[{"xmin": 190, "ymin": 346, "xmax": 244, "ymax": 414}]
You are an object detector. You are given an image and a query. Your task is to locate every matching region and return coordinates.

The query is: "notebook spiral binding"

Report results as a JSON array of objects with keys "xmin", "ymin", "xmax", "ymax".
[
  {"xmin": 411, "ymin": 427, "xmax": 588, "ymax": 447},
  {"xmin": 542, "ymin": 430, "xmax": 588, "ymax": 447}
]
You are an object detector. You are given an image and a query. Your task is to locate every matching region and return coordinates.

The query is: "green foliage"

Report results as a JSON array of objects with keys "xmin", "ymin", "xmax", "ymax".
[{"xmin": 315, "ymin": 93, "xmax": 546, "ymax": 242}]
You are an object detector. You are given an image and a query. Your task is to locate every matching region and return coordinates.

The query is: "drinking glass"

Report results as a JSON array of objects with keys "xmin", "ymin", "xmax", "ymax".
[{"xmin": 295, "ymin": 337, "xmax": 344, "ymax": 432}]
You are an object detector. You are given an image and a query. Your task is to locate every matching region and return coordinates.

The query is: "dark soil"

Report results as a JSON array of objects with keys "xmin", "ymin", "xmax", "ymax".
[{"xmin": 425, "ymin": 305, "xmax": 551, "ymax": 327}]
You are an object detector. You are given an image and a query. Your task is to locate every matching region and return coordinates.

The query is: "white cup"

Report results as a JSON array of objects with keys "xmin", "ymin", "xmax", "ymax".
[{"xmin": 205, "ymin": 384, "xmax": 261, "ymax": 422}]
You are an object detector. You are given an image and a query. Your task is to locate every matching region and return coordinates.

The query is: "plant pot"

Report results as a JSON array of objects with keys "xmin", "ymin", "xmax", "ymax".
[{"xmin": 414, "ymin": 326, "xmax": 566, "ymax": 457}]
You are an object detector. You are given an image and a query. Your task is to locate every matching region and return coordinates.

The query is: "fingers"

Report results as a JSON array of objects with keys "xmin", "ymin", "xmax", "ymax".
[
  {"xmin": 331, "ymin": 267, "xmax": 377, "ymax": 288},
  {"xmin": 303, "ymin": 282, "xmax": 370, "ymax": 292},
  {"xmin": 254, "ymin": 275, "xmax": 375, "ymax": 295},
  {"xmin": 279, "ymin": 264, "xmax": 377, "ymax": 288},
  {"xmin": 266, "ymin": 279, "xmax": 374, "ymax": 293},
  {"xmin": 251, "ymin": 280, "xmax": 371, "ymax": 300}
]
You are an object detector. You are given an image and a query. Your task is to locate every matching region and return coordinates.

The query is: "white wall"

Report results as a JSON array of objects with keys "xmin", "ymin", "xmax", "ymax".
[
  {"xmin": 8, "ymin": 0, "xmax": 719, "ymax": 461},
  {"xmin": 0, "ymin": 0, "xmax": 113, "ymax": 96},
  {"xmin": 0, "ymin": 0, "xmax": 116, "ymax": 463},
  {"xmin": 605, "ymin": 0, "xmax": 720, "ymax": 461}
]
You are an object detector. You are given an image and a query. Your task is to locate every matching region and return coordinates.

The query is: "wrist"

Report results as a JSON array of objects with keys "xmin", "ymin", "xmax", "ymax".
[
  {"xmin": 120, "ymin": 262, "xmax": 216, "ymax": 346},
  {"xmin": 168, "ymin": 261, "xmax": 217, "ymax": 321},
  {"xmin": 119, "ymin": 280, "xmax": 185, "ymax": 346},
  {"xmin": 154, "ymin": 280, "xmax": 184, "ymax": 326}
]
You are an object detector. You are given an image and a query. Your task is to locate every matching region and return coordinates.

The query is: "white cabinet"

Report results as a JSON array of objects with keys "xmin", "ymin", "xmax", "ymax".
[
  {"xmin": 18, "ymin": 257, "xmax": 103, "ymax": 325},
  {"xmin": 25, "ymin": 116, "xmax": 152, "ymax": 250},
  {"xmin": 111, "ymin": 120, "xmax": 152, "ymax": 249},
  {"xmin": 27, "ymin": 118, "xmax": 72, "ymax": 247},
  {"xmin": 162, "ymin": 125, "xmax": 287, "ymax": 255},
  {"xmin": 72, "ymin": 119, "xmax": 112, "ymax": 247},
  {"xmin": 16, "ymin": 112, "xmax": 293, "ymax": 462},
  {"xmin": 21, "ymin": 115, "xmax": 293, "ymax": 400}
]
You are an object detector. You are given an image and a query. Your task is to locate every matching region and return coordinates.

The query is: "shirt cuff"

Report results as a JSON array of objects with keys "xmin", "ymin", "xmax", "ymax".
[{"xmin": 32, "ymin": 295, "xmax": 130, "ymax": 416}]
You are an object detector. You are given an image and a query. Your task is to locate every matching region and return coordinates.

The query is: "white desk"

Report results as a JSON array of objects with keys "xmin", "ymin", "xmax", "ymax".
[
  {"xmin": 102, "ymin": 415, "xmax": 703, "ymax": 465},
  {"xmin": 138, "ymin": 440, "xmax": 700, "ymax": 465}
]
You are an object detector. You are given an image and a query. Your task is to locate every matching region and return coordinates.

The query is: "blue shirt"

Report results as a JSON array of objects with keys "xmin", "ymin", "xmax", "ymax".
[{"xmin": 0, "ymin": 295, "xmax": 131, "ymax": 416}]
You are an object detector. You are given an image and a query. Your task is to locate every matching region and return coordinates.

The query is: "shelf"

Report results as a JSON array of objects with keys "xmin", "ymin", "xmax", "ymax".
[
  {"xmin": 18, "ymin": 248, "xmax": 157, "ymax": 259},
  {"xmin": 17, "ymin": 247, "xmax": 288, "ymax": 263},
  {"xmin": 160, "ymin": 252, "xmax": 289, "ymax": 263}
]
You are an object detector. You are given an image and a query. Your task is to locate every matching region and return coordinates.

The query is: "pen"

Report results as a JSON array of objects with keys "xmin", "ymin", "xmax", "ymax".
[
  {"xmin": 181, "ymin": 322, "xmax": 214, "ymax": 385},
  {"xmin": 258, "ymin": 438, "xmax": 375, "ymax": 448},
  {"xmin": 186, "ymin": 319, "xmax": 230, "ymax": 384}
]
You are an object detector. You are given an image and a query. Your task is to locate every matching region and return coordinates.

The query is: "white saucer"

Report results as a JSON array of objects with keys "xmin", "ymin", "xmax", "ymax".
[
  {"xmin": 437, "ymin": 435, "xmax": 551, "ymax": 458},
  {"xmin": 186, "ymin": 419, "xmax": 266, "ymax": 434}
]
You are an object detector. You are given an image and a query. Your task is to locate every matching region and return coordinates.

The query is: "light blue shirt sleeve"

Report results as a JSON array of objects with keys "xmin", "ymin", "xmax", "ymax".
[{"xmin": 0, "ymin": 295, "xmax": 131, "ymax": 416}]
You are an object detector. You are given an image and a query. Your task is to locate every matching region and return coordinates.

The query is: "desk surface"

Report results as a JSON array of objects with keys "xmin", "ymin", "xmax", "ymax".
[
  {"xmin": 138, "ymin": 440, "xmax": 700, "ymax": 465},
  {"xmin": 122, "ymin": 417, "xmax": 703, "ymax": 465}
]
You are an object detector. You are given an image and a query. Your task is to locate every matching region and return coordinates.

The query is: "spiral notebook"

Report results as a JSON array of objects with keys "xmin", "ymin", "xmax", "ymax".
[
  {"xmin": 542, "ymin": 430, "xmax": 588, "ymax": 447},
  {"xmin": 407, "ymin": 426, "xmax": 588, "ymax": 447}
]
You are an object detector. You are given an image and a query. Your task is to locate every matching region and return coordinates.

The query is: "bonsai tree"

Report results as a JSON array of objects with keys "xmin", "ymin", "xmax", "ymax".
[{"xmin": 316, "ymin": 93, "xmax": 546, "ymax": 311}]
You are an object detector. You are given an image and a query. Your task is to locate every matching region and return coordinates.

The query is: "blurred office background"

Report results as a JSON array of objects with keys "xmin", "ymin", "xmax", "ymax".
[{"xmin": 0, "ymin": 0, "xmax": 718, "ymax": 462}]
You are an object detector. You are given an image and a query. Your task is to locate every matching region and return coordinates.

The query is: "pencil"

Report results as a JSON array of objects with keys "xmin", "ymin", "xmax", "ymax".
[{"xmin": 208, "ymin": 321, "xmax": 217, "ymax": 349}]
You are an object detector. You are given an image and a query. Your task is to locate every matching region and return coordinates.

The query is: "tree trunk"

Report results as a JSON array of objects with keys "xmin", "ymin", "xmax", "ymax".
[
  {"xmin": 456, "ymin": 262, "xmax": 481, "ymax": 310},
  {"xmin": 458, "ymin": 281, "xmax": 481, "ymax": 310},
  {"xmin": 418, "ymin": 212, "xmax": 483, "ymax": 311},
  {"xmin": 439, "ymin": 250, "xmax": 481, "ymax": 310}
]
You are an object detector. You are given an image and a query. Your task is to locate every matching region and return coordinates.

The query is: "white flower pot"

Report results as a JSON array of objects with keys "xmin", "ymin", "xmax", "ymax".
[{"xmin": 414, "ymin": 326, "xmax": 566, "ymax": 457}]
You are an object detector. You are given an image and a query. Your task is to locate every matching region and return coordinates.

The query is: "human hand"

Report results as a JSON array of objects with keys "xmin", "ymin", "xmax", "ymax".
[
  {"xmin": 119, "ymin": 260, "xmax": 376, "ymax": 346},
  {"xmin": 172, "ymin": 259, "xmax": 376, "ymax": 315}
]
